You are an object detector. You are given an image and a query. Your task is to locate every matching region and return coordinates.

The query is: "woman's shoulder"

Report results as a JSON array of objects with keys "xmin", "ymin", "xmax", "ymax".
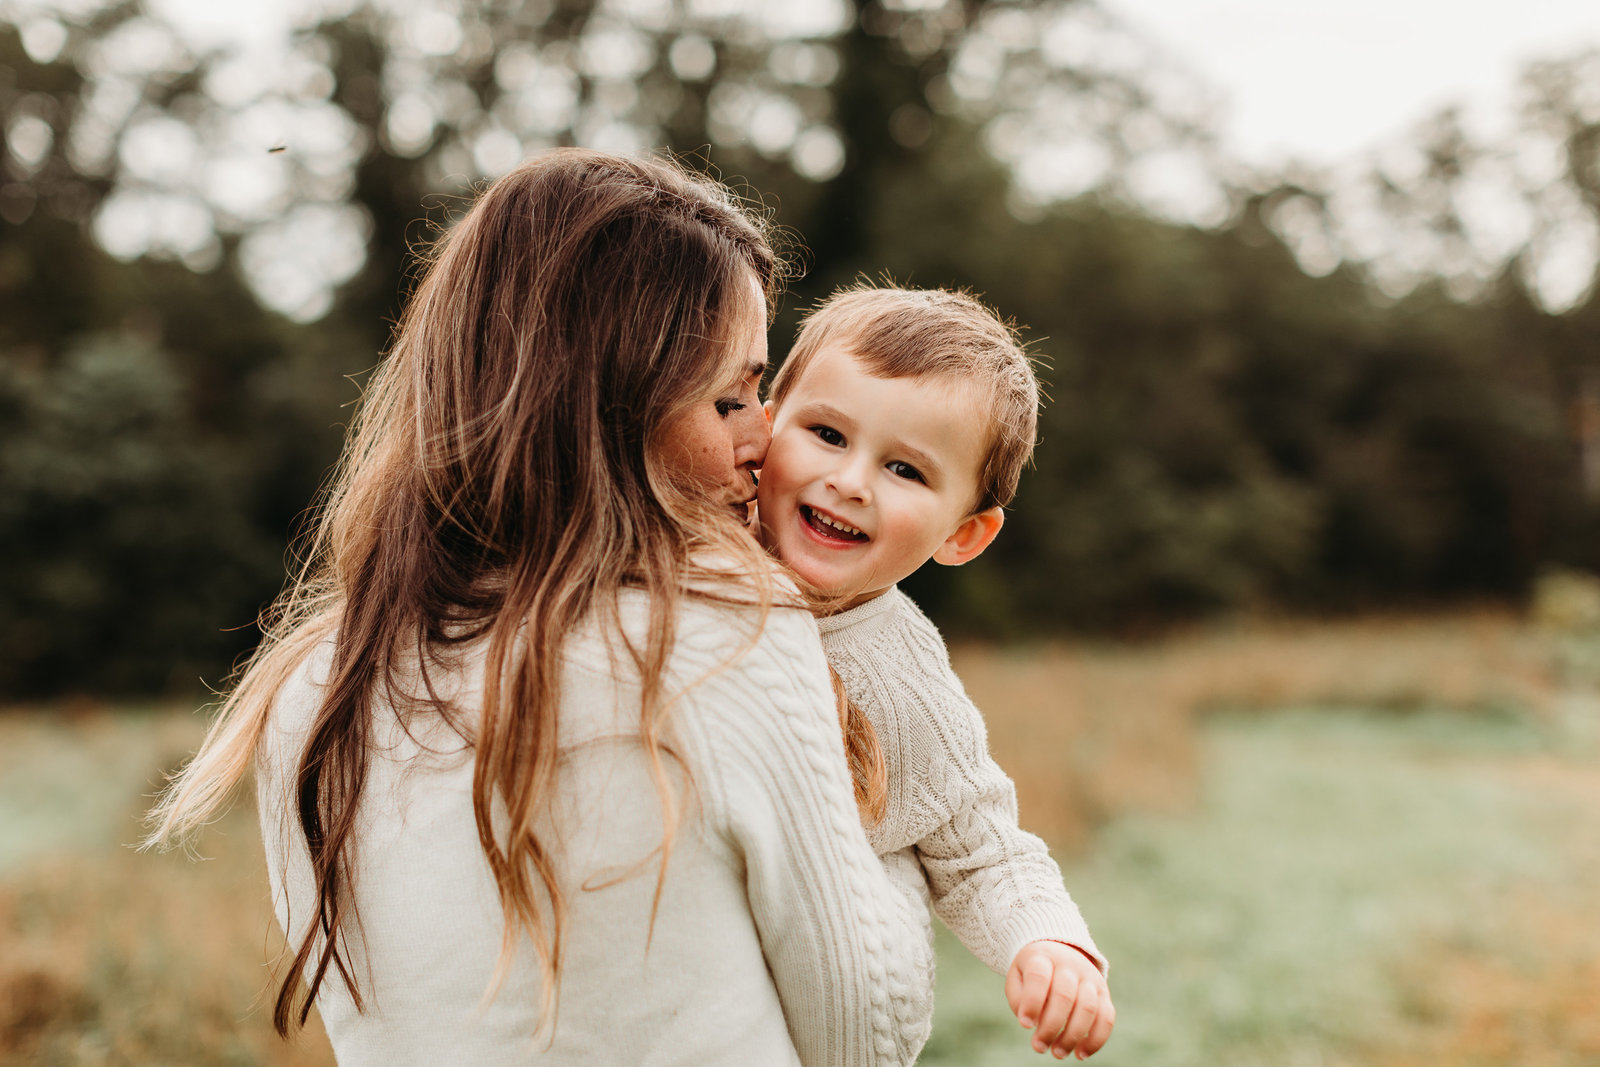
[
  {"xmin": 258, "ymin": 637, "xmax": 337, "ymax": 770},
  {"xmin": 597, "ymin": 575, "xmax": 822, "ymax": 676},
  {"xmin": 669, "ymin": 602, "xmax": 840, "ymax": 761}
]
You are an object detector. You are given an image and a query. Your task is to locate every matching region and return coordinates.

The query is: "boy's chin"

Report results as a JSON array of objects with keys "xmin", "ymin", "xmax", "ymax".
[
  {"xmin": 793, "ymin": 564, "xmax": 890, "ymax": 607},
  {"xmin": 836, "ymin": 584, "xmax": 894, "ymax": 611},
  {"xmin": 783, "ymin": 559, "xmax": 851, "ymax": 600}
]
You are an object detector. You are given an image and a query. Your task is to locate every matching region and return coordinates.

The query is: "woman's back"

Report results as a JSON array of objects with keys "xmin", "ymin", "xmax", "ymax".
[
  {"xmin": 153, "ymin": 149, "xmax": 935, "ymax": 1065},
  {"xmin": 258, "ymin": 593, "xmax": 931, "ymax": 1065}
]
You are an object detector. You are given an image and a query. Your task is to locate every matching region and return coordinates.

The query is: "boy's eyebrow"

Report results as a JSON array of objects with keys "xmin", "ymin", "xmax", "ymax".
[
  {"xmin": 797, "ymin": 401, "xmax": 856, "ymax": 428},
  {"xmin": 894, "ymin": 442, "xmax": 943, "ymax": 479}
]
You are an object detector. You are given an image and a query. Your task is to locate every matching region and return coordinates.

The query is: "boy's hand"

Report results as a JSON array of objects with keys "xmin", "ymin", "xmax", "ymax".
[{"xmin": 1005, "ymin": 940, "xmax": 1114, "ymax": 1060}]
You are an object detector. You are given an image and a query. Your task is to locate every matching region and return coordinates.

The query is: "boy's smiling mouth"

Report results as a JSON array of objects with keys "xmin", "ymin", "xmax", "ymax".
[{"xmin": 800, "ymin": 504, "xmax": 869, "ymax": 543}]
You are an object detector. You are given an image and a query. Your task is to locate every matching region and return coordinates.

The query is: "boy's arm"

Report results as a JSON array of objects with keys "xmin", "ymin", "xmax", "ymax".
[{"xmin": 913, "ymin": 690, "xmax": 1108, "ymax": 977}]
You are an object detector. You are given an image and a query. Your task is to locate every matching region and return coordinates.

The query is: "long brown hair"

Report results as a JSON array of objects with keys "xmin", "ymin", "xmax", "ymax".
[{"xmin": 146, "ymin": 149, "xmax": 792, "ymax": 1034}]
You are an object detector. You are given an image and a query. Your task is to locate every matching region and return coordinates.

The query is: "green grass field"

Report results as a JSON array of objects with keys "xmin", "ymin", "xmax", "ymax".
[
  {"xmin": 922, "ymin": 705, "xmax": 1600, "ymax": 1066},
  {"xmin": 4, "ymin": 613, "xmax": 1597, "ymax": 1065}
]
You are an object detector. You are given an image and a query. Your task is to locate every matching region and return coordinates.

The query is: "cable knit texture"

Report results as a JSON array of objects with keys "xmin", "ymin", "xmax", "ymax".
[
  {"xmin": 257, "ymin": 592, "xmax": 931, "ymax": 1066},
  {"xmin": 818, "ymin": 587, "xmax": 1107, "ymax": 981}
]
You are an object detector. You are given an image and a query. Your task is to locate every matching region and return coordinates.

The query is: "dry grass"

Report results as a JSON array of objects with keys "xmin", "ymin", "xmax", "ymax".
[
  {"xmin": 0, "ymin": 841, "xmax": 335, "ymax": 1067},
  {"xmin": 1383, "ymin": 905, "xmax": 1600, "ymax": 1067},
  {"xmin": 0, "ymin": 705, "xmax": 333, "ymax": 1067},
  {"xmin": 954, "ymin": 608, "xmax": 1554, "ymax": 846},
  {"xmin": 1376, "ymin": 754, "xmax": 1600, "ymax": 1067}
]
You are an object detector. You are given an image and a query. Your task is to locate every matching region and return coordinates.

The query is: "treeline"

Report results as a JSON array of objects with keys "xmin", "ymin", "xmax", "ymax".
[
  {"xmin": 906, "ymin": 193, "xmax": 1589, "ymax": 633},
  {"xmin": 2, "ymin": 1, "xmax": 1599, "ymax": 694}
]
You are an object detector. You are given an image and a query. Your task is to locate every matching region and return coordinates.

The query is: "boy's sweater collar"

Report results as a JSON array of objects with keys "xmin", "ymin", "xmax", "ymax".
[{"xmin": 815, "ymin": 586, "xmax": 903, "ymax": 641}]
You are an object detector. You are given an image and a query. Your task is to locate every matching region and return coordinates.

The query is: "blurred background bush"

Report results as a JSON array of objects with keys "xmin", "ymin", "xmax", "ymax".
[{"xmin": 7, "ymin": 0, "xmax": 1600, "ymax": 696}]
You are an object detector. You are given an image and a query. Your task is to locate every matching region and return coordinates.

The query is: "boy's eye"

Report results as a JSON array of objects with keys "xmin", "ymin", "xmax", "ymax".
[
  {"xmin": 887, "ymin": 460, "xmax": 924, "ymax": 483},
  {"xmin": 810, "ymin": 425, "xmax": 844, "ymax": 446},
  {"xmin": 715, "ymin": 399, "xmax": 746, "ymax": 417}
]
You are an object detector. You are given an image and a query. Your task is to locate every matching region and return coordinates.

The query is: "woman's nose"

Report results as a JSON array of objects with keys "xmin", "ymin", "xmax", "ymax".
[{"xmin": 734, "ymin": 405, "xmax": 770, "ymax": 470}]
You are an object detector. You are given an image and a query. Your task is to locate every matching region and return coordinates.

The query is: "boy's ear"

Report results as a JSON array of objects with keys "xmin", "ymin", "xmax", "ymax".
[
  {"xmin": 762, "ymin": 398, "xmax": 774, "ymax": 422},
  {"xmin": 933, "ymin": 506, "xmax": 1004, "ymax": 567}
]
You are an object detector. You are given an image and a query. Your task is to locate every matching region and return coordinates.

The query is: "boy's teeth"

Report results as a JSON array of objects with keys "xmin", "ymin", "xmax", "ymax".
[{"xmin": 813, "ymin": 510, "xmax": 862, "ymax": 536}]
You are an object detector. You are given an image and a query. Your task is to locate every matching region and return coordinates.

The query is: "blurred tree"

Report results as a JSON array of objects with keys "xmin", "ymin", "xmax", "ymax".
[
  {"xmin": 0, "ymin": 332, "xmax": 280, "ymax": 692},
  {"xmin": 0, "ymin": 17, "xmax": 352, "ymax": 694},
  {"xmin": 2, "ymin": 0, "xmax": 1221, "ymax": 319},
  {"xmin": 873, "ymin": 140, "xmax": 1575, "ymax": 631},
  {"xmin": 3, "ymin": 0, "xmax": 1600, "ymax": 693}
]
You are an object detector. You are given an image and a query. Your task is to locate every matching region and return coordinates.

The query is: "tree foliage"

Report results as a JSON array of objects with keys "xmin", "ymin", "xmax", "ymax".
[{"xmin": 4, "ymin": 0, "xmax": 1600, "ymax": 692}]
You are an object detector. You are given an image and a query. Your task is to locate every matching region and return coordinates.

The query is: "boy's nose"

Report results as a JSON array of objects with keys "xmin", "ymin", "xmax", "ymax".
[{"xmin": 826, "ymin": 459, "xmax": 872, "ymax": 504}]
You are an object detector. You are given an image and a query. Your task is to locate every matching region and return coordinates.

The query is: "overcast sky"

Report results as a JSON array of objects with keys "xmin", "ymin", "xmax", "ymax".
[{"xmin": 1103, "ymin": 0, "xmax": 1600, "ymax": 167}]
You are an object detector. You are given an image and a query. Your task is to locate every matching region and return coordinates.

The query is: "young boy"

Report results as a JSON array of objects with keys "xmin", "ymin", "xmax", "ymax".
[{"xmin": 757, "ymin": 285, "xmax": 1114, "ymax": 1062}]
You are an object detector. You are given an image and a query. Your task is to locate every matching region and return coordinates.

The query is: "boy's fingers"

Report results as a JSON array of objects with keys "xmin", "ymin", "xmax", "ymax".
[
  {"xmin": 1031, "ymin": 971, "xmax": 1081, "ymax": 1055},
  {"xmin": 1049, "ymin": 984, "xmax": 1101, "ymax": 1059},
  {"xmin": 1012, "ymin": 957, "xmax": 1055, "ymax": 1030},
  {"xmin": 1076, "ymin": 990, "xmax": 1116, "ymax": 1058},
  {"xmin": 1006, "ymin": 963, "xmax": 1023, "ymax": 1014}
]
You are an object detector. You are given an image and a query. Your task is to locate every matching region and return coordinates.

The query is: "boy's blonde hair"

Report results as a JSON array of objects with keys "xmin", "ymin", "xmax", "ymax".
[{"xmin": 770, "ymin": 284, "xmax": 1039, "ymax": 512}]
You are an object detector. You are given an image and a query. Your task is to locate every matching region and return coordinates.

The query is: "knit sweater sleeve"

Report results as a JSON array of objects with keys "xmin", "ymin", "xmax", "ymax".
[
  {"xmin": 823, "ymin": 591, "xmax": 1107, "ymax": 978},
  {"xmin": 685, "ymin": 603, "xmax": 931, "ymax": 1066},
  {"xmin": 914, "ymin": 692, "xmax": 1107, "ymax": 977}
]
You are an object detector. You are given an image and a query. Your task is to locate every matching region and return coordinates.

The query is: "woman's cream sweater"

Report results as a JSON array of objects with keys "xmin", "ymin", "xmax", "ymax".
[{"xmin": 257, "ymin": 593, "xmax": 932, "ymax": 1065}]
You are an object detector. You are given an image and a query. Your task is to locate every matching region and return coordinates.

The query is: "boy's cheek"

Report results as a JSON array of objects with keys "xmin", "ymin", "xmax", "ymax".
[
  {"xmin": 754, "ymin": 450, "xmax": 796, "ymax": 507},
  {"xmin": 750, "ymin": 491, "xmax": 783, "ymax": 551},
  {"xmin": 750, "ymin": 502, "xmax": 772, "ymax": 548}
]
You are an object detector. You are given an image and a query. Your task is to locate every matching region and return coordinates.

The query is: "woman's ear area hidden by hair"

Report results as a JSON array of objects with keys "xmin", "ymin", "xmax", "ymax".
[{"xmin": 652, "ymin": 269, "xmax": 772, "ymax": 522}]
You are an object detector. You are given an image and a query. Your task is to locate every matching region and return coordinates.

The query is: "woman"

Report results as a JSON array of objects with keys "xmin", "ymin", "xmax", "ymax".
[{"xmin": 147, "ymin": 149, "xmax": 930, "ymax": 1064}]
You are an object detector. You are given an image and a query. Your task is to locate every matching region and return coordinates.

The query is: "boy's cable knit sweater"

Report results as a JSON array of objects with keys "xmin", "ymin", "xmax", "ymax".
[{"xmin": 818, "ymin": 587, "xmax": 1107, "ymax": 981}]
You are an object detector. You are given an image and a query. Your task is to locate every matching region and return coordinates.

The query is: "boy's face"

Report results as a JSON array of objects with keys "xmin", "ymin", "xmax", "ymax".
[{"xmin": 757, "ymin": 343, "xmax": 1000, "ymax": 609}]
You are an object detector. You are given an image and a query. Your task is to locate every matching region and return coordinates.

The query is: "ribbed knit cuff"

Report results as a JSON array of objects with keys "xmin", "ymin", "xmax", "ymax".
[{"xmin": 995, "ymin": 904, "xmax": 1109, "ymax": 977}]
